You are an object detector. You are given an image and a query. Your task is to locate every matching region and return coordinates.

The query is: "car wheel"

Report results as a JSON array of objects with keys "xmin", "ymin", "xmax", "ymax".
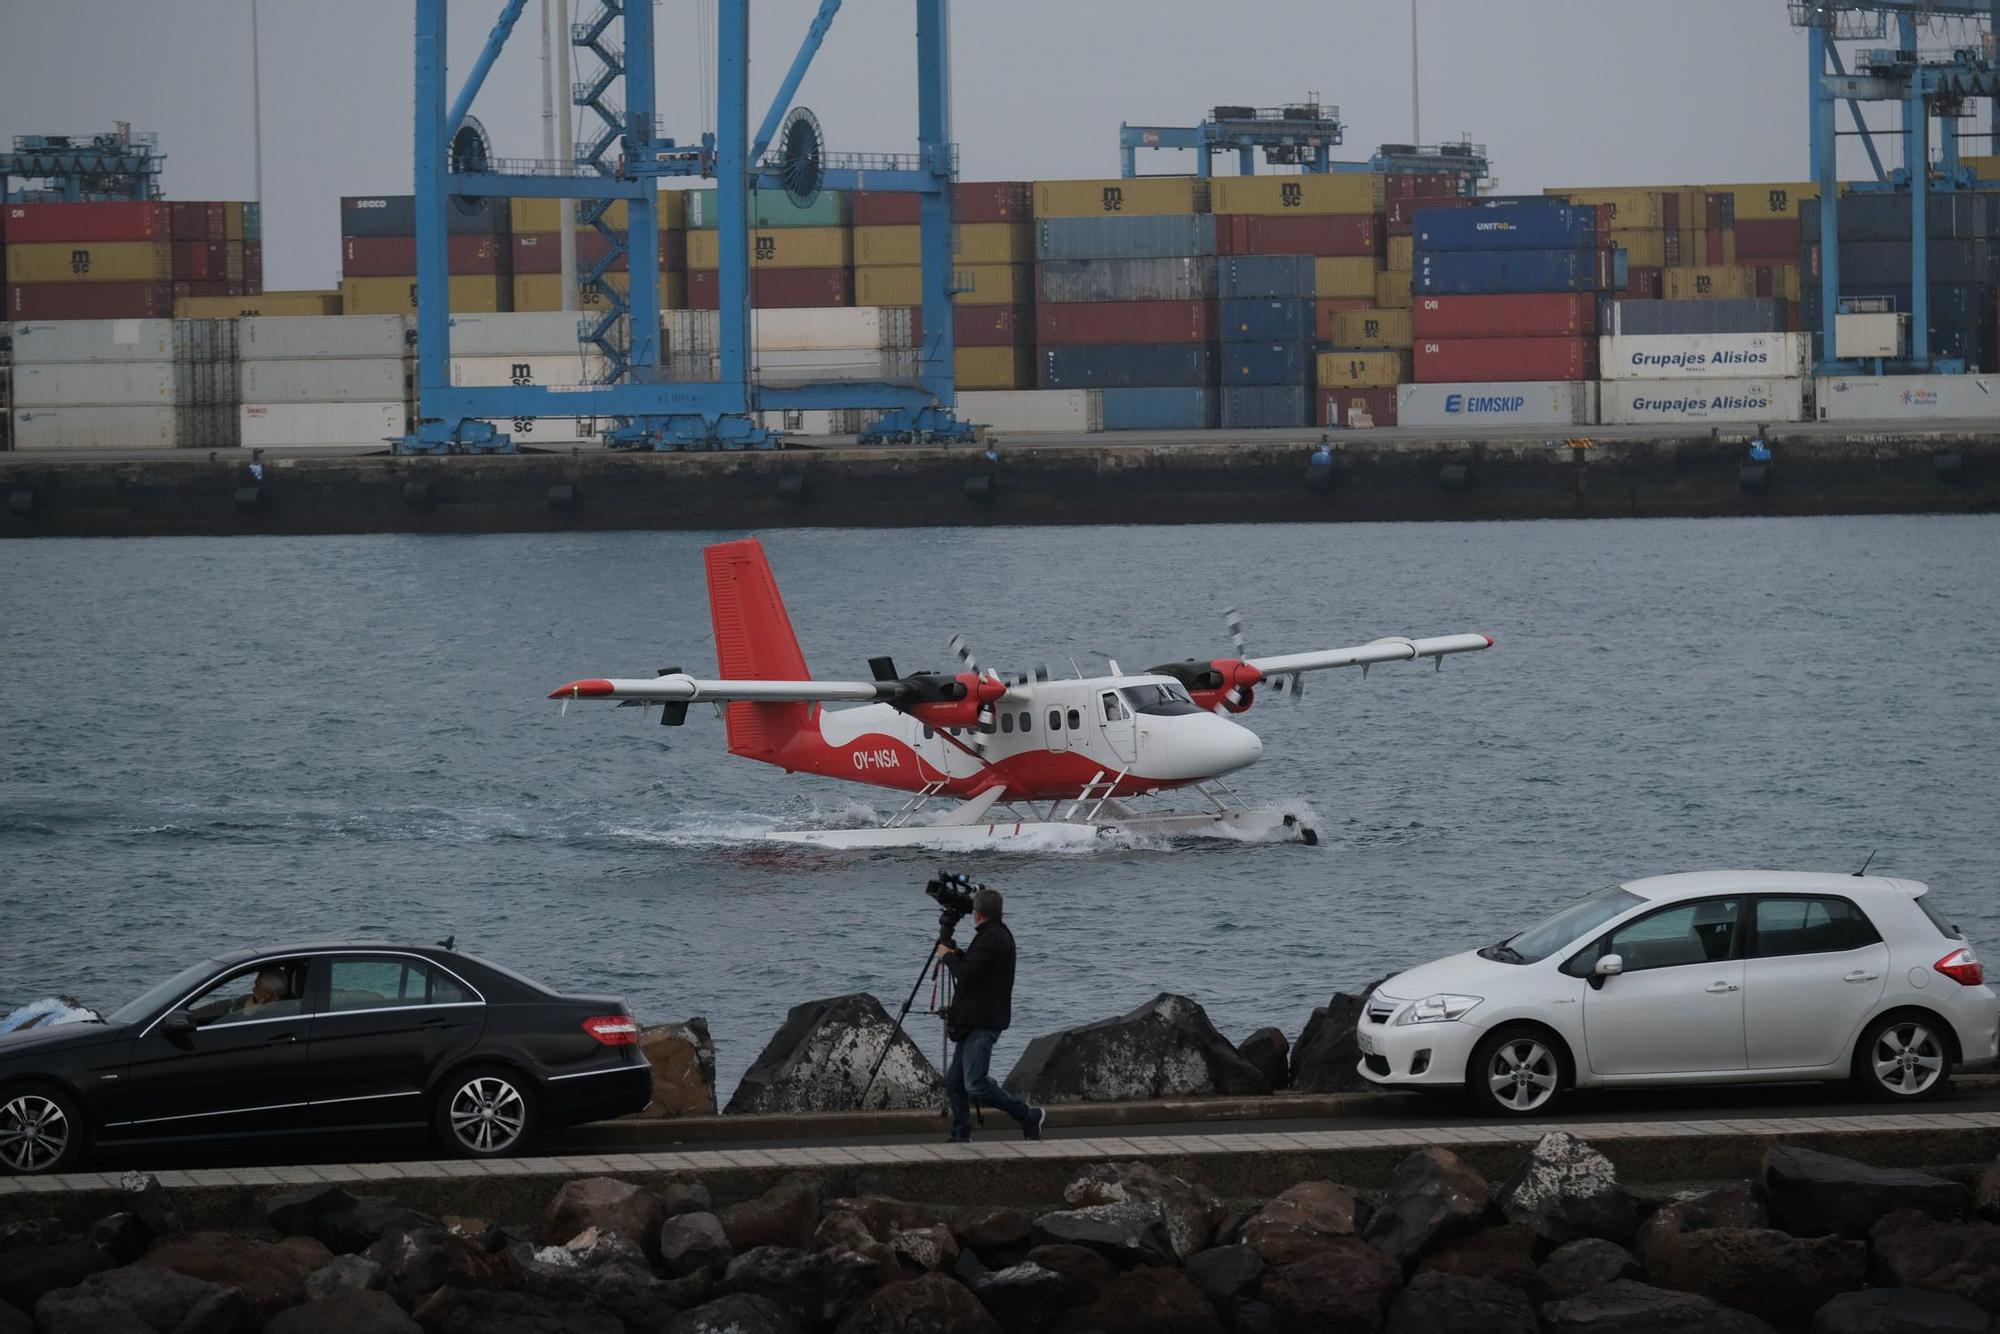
[
  {"xmin": 0, "ymin": 1083, "xmax": 84, "ymax": 1176},
  {"xmin": 435, "ymin": 1066, "xmax": 538, "ymax": 1158},
  {"xmin": 1470, "ymin": 1026, "xmax": 1567, "ymax": 1117},
  {"xmin": 1857, "ymin": 1013, "xmax": 1953, "ymax": 1102}
]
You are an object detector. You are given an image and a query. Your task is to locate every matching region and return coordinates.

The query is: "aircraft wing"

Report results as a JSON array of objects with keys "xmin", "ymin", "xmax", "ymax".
[
  {"xmin": 1248, "ymin": 633, "xmax": 1493, "ymax": 678},
  {"xmin": 549, "ymin": 674, "xmax": 889, "ymax": 704}
]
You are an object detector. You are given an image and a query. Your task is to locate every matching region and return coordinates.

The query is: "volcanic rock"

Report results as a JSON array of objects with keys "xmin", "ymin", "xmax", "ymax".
[
  {"xmin": 1257, "ymin": 1238, "xmax": 1403, "ymax": 1331},
  {"xmin": 118, "ymin": 1173, "xmax": 185, "ymax": 1245},
  {"xmin": 660, "ymin": 1181, "xmax": 715, "ymax": 1218},
  {"xmin": 721, "ymin": 1245, "xmax": 879, "ymax": 1327},
  {"xmin": 1385, "ymin": 1270, "xmax": 1538, "ymax": 1334},
  {"xmin": 1642, "ymin": 1226, "xmax": 1865, "ymax": 1324},
  {"xmin": 832, "ymin": 1271, "xmax": 1002, "ymax": 1334},
  {"xmin": 1869, "ymin": 1210, "xmax": 2000, "ymax": 1312},
  {"xmin": 1004, "ymin": 993, "xmax": 1270, "ymax": 1103},
  {"xmin": 540, "ymin": 1177, "xmax": 668, "ymax": 1259},
  {"xmin": 720, "ymin": 1176, "xmax": 824, "ymax": 1253},
  {"xmin": 1024, "ymin": 1243, "xmax": 1119, "ymax": 1304},
  {"xmin": 1053, "ymin": 1267, "xmax": 1223, "ymax": 1334},
  {"xmin": 429, "ymin": 1288, "xmax": 623, "ymax": 1334},
  {"xmin": 1416, "ymin": 1221, "xmax": 1539, "ymax": 1292},
  {"xmin": 364, "ymin": 1225, "xmax": 513, "ymax": 1308},
  {"xmin": 1064, "ymin": 1162, "xmax": 1225, "ymax": 1261},
  {"xmin": 661, "ymin": 1211, "xmax": 735, "ymax": 1279},
  {"xmin": 266, "ymin": 1185, "xmax": 441, "ymax": 1256},
  {"xmin": 668, "ymin": 1293, "xmax": 804, "ymax": 1334},
  {"xmin": 1029, "ymin": 1204, "xmax": 1177, "ymax": 1268},
  {"xmin": 1537, "ymin": 1238, "xmax": 1639, "ymax": 1302},
  {"xmin": 268, "ymin": 1289, "xmax": 418, "ymax": 1334},
  {"xmin": 965, "ymin": 1259, "xmax": 1068, "ymax": 1334},
  {"xmin": 1496, "ymin": 1131, "xmax": 1640, "ymax": 1244},
  {"xmin": 636, "ymin": 1018, "xmax": 719, "ymax": 1117},
  {"xmin": 726, "ymin": 993, "xmax": 943, "ymax": 1113},
  {"xmin": 1765, "ymin": 1147, "xmax": 1971, "ymax": 1240},
  {"xmin": 1541, "ymin": 1278, "xmax": 1778, "ymax": 1333},
  {"xmin": 1810, "ymin": 1287, "xmax": 1995, "ymax": 1333},
  {"xmin": 1631, "ymin": 1183, "xmax": 1768, "ymax": 1259},
  {"xmin": 305, "ymin": 1253, "xmax": 387, "ymax": 1300},
  {"xmin": 1288, "ymin": 980, "xmax": 1386, "ymax": 1094},
  {"xmin": 140, "ymin": 1231, "xmax": 330, "ymax": 1326},
  {"xmin": 1239, "ymin": 1181, "xmax": 1360, "ymax": 1266},
  {"xmin": 1185, "ymin": 1244, "xmax": 1265, "ymax": 1310},
  {"xmin": 1236, "ymin": 1028, "xmax": 1290, "ymax": 1091},
  {"xmin": 89, "ymin": 1213, "xmax": 149, "ymax": 1267},
  {"xmin": 955, "ymin": 1207, "xmax": 1034, "ymax": 1258},
  {"xmin": 28, "ymin": 1263, "xmax": 246, "ymax": 1334},
  {"xmin": 1364, "ymin": 1146, "xmax": 1491, "ymax": 1266}
]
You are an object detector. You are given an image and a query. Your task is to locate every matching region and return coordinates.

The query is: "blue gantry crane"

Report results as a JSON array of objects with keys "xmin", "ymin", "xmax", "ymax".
[
  {"xmin": 1795, "ymin": 0, "xmax": 2000, "ymax": 372},
  {"xmin": 403, "ymin": 0, "xmax": 977, "ymax": 454},
  {"xmin": 2, "ymin": 124, "xmax": 164, "ymax": 203},
  {"xmin": 1118, "ymin": 100, "xmax": 1488, "ymax": 191}
]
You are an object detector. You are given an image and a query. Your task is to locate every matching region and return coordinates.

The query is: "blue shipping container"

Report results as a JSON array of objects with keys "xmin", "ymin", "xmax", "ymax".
[
  {"xmin": 1100, "ymin": 387, "xmax": 1217, "ymax": 430},
  {"xmin": 1038, "ymin": 257, "xmax": 1217, "ymax": 303},
  {"xmin": 1216, "ymin": 254, "xmax": 1317, "ymax": 300},
  {"xmin": 1035, "ymin": 214, "xmax": 1217, "ymax": 261},
  {"xmin": 1219, "ymin": 341, "xmax": 1313, "ymax": 387},
  {"xmin": 1220, "ymin": 386, "xmax": 1311, "ymax": 429},
  {"xmin": 1042, "ymin": 344, "xmax": 1218, "ymax": 390},
  {"xmin": 1414, "ymin": 204, "xmax": 1603, "ymax": 252},
  {"xmin": 1414, "ymin": 248, "xmax": 1625, "ymax": 295},
  {"xmin": 1801, "ymin": 283, "xmax": 1990, "ymax": 330},
  {"xmin": 1219, "ymin": 298, "xmax": 1315, "ymax": 342}
]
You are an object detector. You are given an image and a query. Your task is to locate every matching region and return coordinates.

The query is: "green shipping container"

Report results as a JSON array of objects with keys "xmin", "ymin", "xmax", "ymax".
[{"xmin": 685, "ymin": 188, "xmax": 850, "ymax": 230}]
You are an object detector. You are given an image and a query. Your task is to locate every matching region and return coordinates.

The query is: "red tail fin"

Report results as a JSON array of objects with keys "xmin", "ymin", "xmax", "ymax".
[{"xmin": 705, "ymin": 538, "xmax": 812, "ymax": 761}]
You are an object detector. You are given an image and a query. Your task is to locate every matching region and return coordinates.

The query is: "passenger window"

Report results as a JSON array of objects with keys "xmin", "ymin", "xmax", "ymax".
[
  {"xmin": 1605, "ymin": 898, "xmax": 1742, "ymax": 972},
  {"xmin": 183, "ymin": 960, "xmax": 309, "ymax": 1027},
  {"xmin": 1067, "ymin": 708, "xmax": 1081, "ymax": 730},
  {"xmin": 1018, "ymin": 711, "xmax": 1032, "ymax": 733},
  {"xmin": 1101, "ymin": 692, "xmax": 1130, "ymax": 723},
  {"xmin": 1001, "ymin": 713, "xmax": 1014, "ymax": 734},
  {"xmin": 1753, "ymin": 897, "xmax": 1881, "ymax": 957},
  {"xmin": 1048, "ymin": 709, "xmax": 1062, "ymax": 732},
  {"xmin": 329, "ymin": 957, "xmax": 447, "ymax": 1012},
  {"xmin": 923, "ymin": 726, "xmax": 934, "ymax": 739}
]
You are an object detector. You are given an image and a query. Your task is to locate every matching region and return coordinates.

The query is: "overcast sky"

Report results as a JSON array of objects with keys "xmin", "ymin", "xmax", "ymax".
[{"xmin": 1, "ymin": 1, "xmax": 1962, "ymax": 290}]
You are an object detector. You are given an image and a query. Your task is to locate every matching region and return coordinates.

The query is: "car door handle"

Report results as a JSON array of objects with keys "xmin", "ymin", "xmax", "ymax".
[
  {"xmin": 264, "ymin": 1032, "xmax": 299, "ymax": 1045},
  {"xmin": 1705, "ymin": 981, "xmax": 1741, "ymax": 994},
  {"xmin": 1843, "ymin": 970, "xmax": 1881, "ymax": 983}
]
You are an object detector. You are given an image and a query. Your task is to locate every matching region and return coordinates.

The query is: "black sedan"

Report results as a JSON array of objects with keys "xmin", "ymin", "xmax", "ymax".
[{"xmin": 0, "ymin": 942, "xmax": 652, "ymax": 1175}]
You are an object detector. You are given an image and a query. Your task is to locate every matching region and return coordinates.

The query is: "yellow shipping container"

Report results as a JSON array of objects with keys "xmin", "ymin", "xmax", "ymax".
[
  {"xmin": 1548, "ymin": 187, "xmax": 1668, "ymax": 229},
  {"xmin": 1316, "ymin": 349, "xmax": 1407, "ymax": 388},
  {"xmin": 956, "ymin": 346, "xmax": 1035, "ymax": 391},
  {"xmin": 686, "ymin": 226, "xmax": 851, "ymax": 270},
  {"xmin": 854, "ymin": 223, "xmax": 1033, "ymax": 267},
  {"xmin": 1212, "ymin": 174, "xmax": 1377, "ymax": 216},
  {"xmin": 853, "ymin": 226, "xmax": 920, "ymax": 266},
  {"xmin": 1706, "ymin": 182, "xmax": 1822, "ymax": 219},
  {"xmin": 854, "ymin": 263, "xmax": 1030, "ymax": 307},
  {"xmin": 509, "ymin": 192, "xmax": 688, "ymax": 232},
  {"xmin": 1331, "ymin": 309, "xmax": 1413, "ymax": 349},
  {"xmin": 225, "ymin": 202, "xmax": 245, "ymax": 243},
  {"xmin": 1313, "ymin": 257, "xmax": 1379, "ymax": 299},
  {"xmin": 1387, "ymin": 235, "xmax": 1414, "ymax": 272},
  {"xmin": 1612, "ymin": 229, "xmax": 1667, "ymax": 269},
  {"xmin": 1662, "ymin": 266, "xmax": 1759, "ymax": 301},
  {"xmin": 1033, "ymin": 177, "xmax": 1210, "ymax": 218},
  {"xmin": 6, "ymin": 241, "xmax": 171, "ymax": 284},
  {"xmin": 341, "ymin": 275, "xmax": 509, "ymax": 314},
  {"xmin": 511, "ymin": 273, "xmax": 686, "ymax": 312},
  {"xmin": 1375, "ymin": 269, "xmax": 1413, "ymax": 309},
  {"xmin": 175, "ymin": 290, "xmax": 342, "ymax": 318}
]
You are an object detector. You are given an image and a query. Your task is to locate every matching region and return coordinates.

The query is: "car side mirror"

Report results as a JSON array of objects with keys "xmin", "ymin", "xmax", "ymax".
[
  {"xmin": 1590, "ymin": 953, "xmax": 1624, "ymax": 988},
  {"xmin": 160, "ymin": 1011, "xmax": 196, "ymax": 1036}
]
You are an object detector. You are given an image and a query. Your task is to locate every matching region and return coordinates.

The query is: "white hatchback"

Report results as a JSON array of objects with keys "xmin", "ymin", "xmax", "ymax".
[{"xmin": 1358, "ymin": 871, "xmax": 1999, "ymax": 1116}]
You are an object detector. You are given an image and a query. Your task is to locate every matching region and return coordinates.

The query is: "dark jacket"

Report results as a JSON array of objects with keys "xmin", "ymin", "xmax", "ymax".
[{"xmin": 943, "ymin": 918, "xmax": 1015, "ymax": 1037}]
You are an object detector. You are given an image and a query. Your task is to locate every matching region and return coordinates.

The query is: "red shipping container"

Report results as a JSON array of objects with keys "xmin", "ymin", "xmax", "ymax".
[
  {"xmin": 851, "ymin": 181, "xmax": 1031, "ymax": 227},
  {"xmin": 1387, "ymin": 195, "xmax": 1472, "ymax": 236},
  {"xmin": 1034, "ymin": 299, "xmax": 1214, "ymax": 345},
  {"xmin": 1312, "ymin": 297, "xmax": 1375, "ymax": 341},
  {"xmin": 1380, "ymin": 173, "xmax": 1468, "ymax": 204},
  {"xmin": 7, "ymin": 281, "xmax": 177, "ymax": 319},
  {"xmin": 1318, "ymin": 386, "xmax": 1398, "ymax": 427},
  {"xmin": 1622, "ymin": 267, "xmax": 1664, "ymax": 299},
  {"xmin": 1735, "ymin": 219, "xmax": 1801, "ymax": 261},
  {"xmin": 1414, "ymin": 336, "xmax": 1597, "ymax": 383},
  {"xmin": 343, "ymin": 234, "xmax": 506, "ymax": 277},
  {"xmin": 170, "ymin": 279, "xmax": 233, "ymax": 298},
  {"xmin": 171, "ymin": 240, "xmax": 230, "ymax": 280},
  {"xmin": 1216, "ymin": 214, "xmax": 1381, "ymax": 257},
  {"xmin": 686, "ymin": 266, "xmax": 853, "ymax": 309},
  {"xmin": 3, "ymin": 201, "xmax": 173, "ymax": 243},
  {"xmin": 1411, "ymin": 293, "xmax": 1596, "ymax": 339},
  {"xmin": 909, "ymin": 304, "xmax": 1032, "ymax": 347},
  {"xmin": 509, "ymin": 230, "xmax": 685, "ymax": 275}
]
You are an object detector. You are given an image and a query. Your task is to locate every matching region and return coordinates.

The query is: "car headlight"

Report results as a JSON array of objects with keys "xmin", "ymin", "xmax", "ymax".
[{"xmin": 1393, "ymin": 994, "xmax": 1483, "ymax": 1025}]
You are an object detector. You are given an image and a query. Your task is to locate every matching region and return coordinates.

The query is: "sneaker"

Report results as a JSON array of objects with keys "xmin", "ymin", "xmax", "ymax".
[
  {"xmin": 946, "ymin": 1134, "xmax": 971, "ymax": 1145},
  {"xmin": 1024, "ymin": 1106, "xmax": 1046, "ymax": 1141}
]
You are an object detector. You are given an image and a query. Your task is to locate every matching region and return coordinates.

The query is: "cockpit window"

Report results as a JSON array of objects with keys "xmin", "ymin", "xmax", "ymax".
[
  {"xmin": 1124, "ymin": 683, "xmax": 1201, "ymax": 716},
  {"xmin": 1101, "ymin": 692, "xmax": 1130, "ymax": 723}
]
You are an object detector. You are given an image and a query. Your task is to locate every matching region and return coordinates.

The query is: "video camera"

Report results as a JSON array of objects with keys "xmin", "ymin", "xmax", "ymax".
[{"xmin": 925, "ymin": 870, "xmax": 984, "ymax": 945}]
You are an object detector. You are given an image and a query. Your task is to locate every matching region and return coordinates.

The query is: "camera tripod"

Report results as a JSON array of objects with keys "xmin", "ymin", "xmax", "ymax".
[{"xmin": 857, "ymin": 923, "xmax": 980, "ymax": 1127}]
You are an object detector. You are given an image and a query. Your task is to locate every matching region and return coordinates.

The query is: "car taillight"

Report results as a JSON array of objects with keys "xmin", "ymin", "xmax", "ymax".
[
  {"xmin": 1935, "ymin": 948, "xmax": 1985, "ymax": 987},
  {"xmin": 583, "ymin": 1015, "xmax": 640, "ymax": 1046}
]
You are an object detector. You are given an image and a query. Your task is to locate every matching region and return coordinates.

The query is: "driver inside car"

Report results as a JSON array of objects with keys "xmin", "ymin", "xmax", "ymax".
[{"xmin": 190, "ymin": 967, "xmax": 298, "ymax": 1026}]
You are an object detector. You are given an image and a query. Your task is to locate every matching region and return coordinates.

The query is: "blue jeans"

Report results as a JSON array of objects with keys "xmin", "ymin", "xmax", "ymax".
[{"xmin": 945, "ymin": 1029, "xmax": 1035, "ymax": 1140}]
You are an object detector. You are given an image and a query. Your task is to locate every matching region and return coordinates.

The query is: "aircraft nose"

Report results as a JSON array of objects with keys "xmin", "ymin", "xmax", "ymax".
[
  {"xmin": 1220, "ymin": 719, "xmax": 1263, "ymax": 774},
  {"xmin": 1162, "ymin": 712, "xmax": 1260, "ymax": 778}
]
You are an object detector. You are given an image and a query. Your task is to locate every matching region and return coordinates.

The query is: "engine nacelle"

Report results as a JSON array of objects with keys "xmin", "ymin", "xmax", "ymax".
[
  {"xmin": 902, "ymin": 671, "xmax": 1004, "ymax": 730},
  {"xmin": 1150, "ymin": 658, "xmax": 1263, "ymax": 713}
]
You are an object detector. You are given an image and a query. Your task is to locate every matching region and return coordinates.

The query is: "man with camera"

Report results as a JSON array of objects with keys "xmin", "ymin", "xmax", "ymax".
[{"xmin": 935, "ymin": 885, "xmax": 1046, "ymax": 1144}]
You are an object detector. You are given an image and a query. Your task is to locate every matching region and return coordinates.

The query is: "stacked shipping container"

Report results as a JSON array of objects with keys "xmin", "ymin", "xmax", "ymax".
[
  {"xmin": 8, "ymin": 318, "xmax": 238, "ymax": 449},
  {"xmin": 237, "ymin": 315, "xmax": 410, "ymax": 450},
  {"xmin": 685, "ymin": 187, "xmax": 851, "ymax": 312},
  {"xmin": 4, "ymin": 200, "xmax": 262, "ymax": 320},
  {"xmin": 1801, "ymin": 192, "xmax": 2000, "ymax": 373},
  {"xmin": 339, "ymin": 195, "xmax": 510, "ymax": 315},
  {"xmin": 507, "ymin": 194, "xmax": 688, "ymax": 314}
]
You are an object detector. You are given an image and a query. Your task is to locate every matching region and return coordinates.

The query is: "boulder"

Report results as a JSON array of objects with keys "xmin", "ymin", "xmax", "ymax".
[
  {"xmin": 1003, "ymin": 994, "xmax": 1271, "ymax": 1104},
  {"xmin": 266, "ymin": 1185, "xmax": 441, "ymax": 1255},
  {"xmin": 430, "ymin": 1289, "xmax": 624, "ymax": 1334},
  {"xmin": 0, "ymin": 1243, "xmax": 112, "ymax": 1309},
  {"xmin": 117, "ymin": 1174, "xmax": 184, "ymax": 1244},
  {"xmin": 1024, "ymin": 1244, "xmax": 1119, "ymax": 1305},
  {"xmin": 955, "ymin": 1207, "xmax": 1034, "ymax": 1258},
  {"xmin": 267, "ymin": 1289, "xmax": 419, "ymax": 1334},
  {"xmin": 964, "ymin": 1260, "xmax": 1067, "ymax": 1334},
  {"xmin": 364, "ymin": 1225, "xmax": 513, "ymax": 1308},
  {"xmin": 635, "ymin": 1018, "xmax": 719, "ymax": 1118},
  {"xmin": 890, "ymin": 1224, "xmax": 959, "ymax": 1274},
  {"xmin": 28, "ymin": 1264, "xmax": 246, "ymax": 1334},
  {"xmin": 504, "ymin": 1231, "xmax": 651, "ymax": 1305},
  {"xmin": 1229, "ymin": 1299, "xmax": 1281, "ymax": 1334},
  {"xmin": 1869, "ymin": 1210, "xmax": 2000, "ymax": 1312},
  {"xmin": 660, "ymin": 1181, "xmax": 714, "ymax": 1218},
  {"xmin": 1063, "ymin": 1162, "xmax": 1225, "ymax": 1261},
  {"xmin": 726, "ymin": 994, "xmax": 943, "ymax": 1113},
  {"xmin": 1496, "ymin": 1132, "xmax": 1640, "ymax": 1245},
  {"xmin": 1239, "ymin": 1182, "xmax": 1360, "ymax": 1266},
  {"xmin": 835, "ymin": 1271, "xmax": 1002, "ymax": 1334},
  {"xmin": 720, "ymin": 1175, "xmax": 824, "ymax": 1253},
  {"xmin": 140, "ymin": 1231, "xmax": 330, "ymax": 1327},
  {"xmin": 812, "ymin": 1214, "xmax": 898, "ymax": 1288},
  {"xmin": 1810, "ymin": 1287, "xmax": 1995, "ymax": 1334},
  {"xmin": 1236, "ymin": 1029, "xmax": 1290, "ymax": 1091},
  {"xmin": 1287, "ymin": 982, "xmax": 1384, "ymax": 1094},
  {"xmin": 1257, "ymin": 1239, "xmax": 1403, "ymax": 1331},
  {"xmin": 1766, "ymin": 1148, "xmax": 1971, "ymax": 1240},
  {"xmin": 1052, "ymin": 1267, "xmax": 1224, "ymax": 1334},
  {"xmin": 1364, "ymin": 1147, "xmax": 1491, "ymax": 1266},
  {"xmin": 660, "ymin": 1211, "xmax": 734, "ymax": 1279},
  {"xmin": 1642, "ymin": 1226, "xmax": 1864, "ymax": 1325},
  {"xmin": 0, "ymin": 1221, "xmax": 63, "ymax": 1252},
  {"xmin": 579, "ymin": 1260, "xmax": 683, "ymax": 1331},
  {"xmin": 1185, "ymin": 1245, "xmax": 1265, "ymax": 1311},
  {"xmin": 539, "ymin": 1178, "xmax": 668, "ymax": 1259},
  {"xmin": 89, "ymin": 1213, "xmax": 150, "ymax": 1266},
  {"xmin": 1976, "ymin": 1157, "xmax": 2000, "ymax": 1224},
  {"xmin": 1029, "ymin": 1204, "xmax": 1176, "ymax": 1269},
  {"xmin": 668, "ymin": 1293, "xmax": 804, "ymax": 1334},
  {"xmin": 1631, "ymin": 1184, "xmax": 1767, "ymax": 1260},
  {"xmin": 1384, "ymin": 1271, "xmax": 1538, "ymax": 1334},
  {"xmin": 721, "ymin": 1245, "xmax": 880, "ymax": 1328},
  {"xmin": 1540, "ymin": 1279, "xmax": 1778, "ymax": 1333},
  {"xmin": 1415, "ymin": 1222, "xmax": 1539, "ymax": 1293},
  {"xmin": 0, "ymin": 1302, "xmax": 22, "ymax": 1334},
  {"xmin": 306, "ymin": 1253, "xmax": 387, "ymax": 1300},
  {"xmin": 826, "ymin": 1197, "xmax": 943, "ymax": 1244},
  {"xmin": 1536, "ymin": 1239, "xmax": 1639, "ymax": 1302}
]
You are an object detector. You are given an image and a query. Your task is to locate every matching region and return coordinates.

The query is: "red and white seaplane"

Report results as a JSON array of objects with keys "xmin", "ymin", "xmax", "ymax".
[{"xmin": 550, "ymin": 538, "xmax": 1493, "ymax": 849}]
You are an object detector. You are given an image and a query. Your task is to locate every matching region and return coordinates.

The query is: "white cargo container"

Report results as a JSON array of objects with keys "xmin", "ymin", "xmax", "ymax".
[
  {"xmin": 1599, "ymin": 378, "xmax": 1807, "ymax": 424},
  {"xmin": 450, "ymin": 353, "xmax": 608, "ymax": 388},
  {"xmin": 239, "ymin": 401, "xmax": 407, "ymax": 450},
  {"xmin": 238, "ymin": 315, "xmax": 409, "ymax": 361},
  {"xmin": 1814, "ymin": 373, "xmax": 2000, "ymax": 420},
  {"xmin": 1600, "ymin": 333, "xmax": 1810, "ymax": 381},
  {"xmin": 670, "ymin": 347, "xmax": 922, "ymax": 385},
  {"xmin": 667, "ymin": 307, "xmax": 913, "ymax": 354},
  {"xmin": 11, "ymin": 406, "xmax": 180, "ymax": 450},
  {"xmin": 475, "ymin": 413, "xmax": 600, "ymax": 446},
  {"xmin": 1395, "ymin": 382, "xmax": 1597, "ymax": 428},
  {"xmin": 5, "ymin": 319, "xmax": 175, "ymax": 364},
  {"xmin": 446, "ymin": 312, "xmax": 594, "ymax": 357},
  {"xmin": 956, "ymin": 389, "xmax": 1104, "ymax": 434},
  {"xmin": 10, "ymin": 361, "xmax": 178, "ymax": 407},
  {"xmin": 240, "ymin": 358, "xmax": 407, "ymax": 403}
]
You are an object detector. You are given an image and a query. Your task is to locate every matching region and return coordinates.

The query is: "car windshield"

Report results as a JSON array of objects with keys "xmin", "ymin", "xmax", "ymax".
[
  {"xmin": 106, "ymin": 959, "xmax": 225, "ymax": 1024},
  {"xmin": 1494, "ymin": 886, "xmax": 1645, "ymax": 964},
  {"xmin": 1124, "ymin": 683, "xmax": 1201, "ymax": 716}
]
